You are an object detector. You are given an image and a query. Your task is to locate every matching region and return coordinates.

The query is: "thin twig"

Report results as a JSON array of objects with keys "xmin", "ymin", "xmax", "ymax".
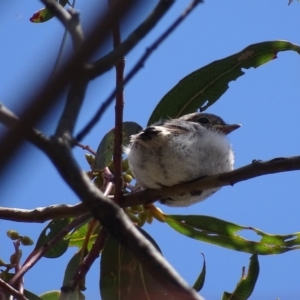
[
  {"xmin": 41, "ymin": 0, "xmax": 84, "ymax": 51},
  {"xmin": 76, "ymin": 0, "xmax": 202, "ymax": 142},
  {"xmin": 110, "ymin": 0, "xmax": 125, "ymax": 205},
  {"xmin": 88, "ymin": 0, "xmax": 175, "ymax": 79},
  {"xmin": 41, "ymin": 0, "xmax": 88, "ymax": 138},
  {"xmin": 12, "ymin": 240, "xmax": 24, "ymax": 294},
  {"xmin": 76, "ymin": 142, "xmax": 96, "ymax": 155},
  {"xmin": 0, "ymin": 278, "xmax": 28, "ymax": 300}
]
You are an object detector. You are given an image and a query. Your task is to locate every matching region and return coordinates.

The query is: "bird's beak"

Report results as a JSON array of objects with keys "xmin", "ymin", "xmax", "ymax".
[{"xmin": 213, "ymin": 124, "xmax": 241, "ymax": 135}]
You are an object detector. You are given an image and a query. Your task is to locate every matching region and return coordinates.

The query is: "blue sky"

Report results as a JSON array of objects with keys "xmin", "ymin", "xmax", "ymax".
[{"xmin": 1, "ymin": 1, "xmax": 300, "ymax": 299}]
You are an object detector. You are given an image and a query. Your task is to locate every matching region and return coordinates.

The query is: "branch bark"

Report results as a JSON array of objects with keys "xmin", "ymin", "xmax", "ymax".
[{"xmin": 1, "ymin": 155, "xmax": 299, "ymax": 222}]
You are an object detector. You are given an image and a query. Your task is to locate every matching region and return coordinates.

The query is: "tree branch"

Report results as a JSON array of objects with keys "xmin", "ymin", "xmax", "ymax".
[
  {"xmin": 0, "ymin": 203, "xmax": 87, "ymax": 223},
  {"xmin": 41, "ymin": 0, "xmax": 84, "ymax": 51},
  {"xmin": 55, "ymin": 77, "xmax": 89, "ymax": 139},
  {"xmin": 0, "ymin": 278, "xmax": 28, "ymax": 300},
  {"xmin": 41, "ymin": 0, "xmax": 89, "ymax": 139},
  {"xmin": 0, "ymin": 154, "xmax": 299, "ymax": 223},
  {"xmin": 87, "ymin": 0, "xmax": 175, "ymax": 79},
  {"xmin": 123, "ymin": 156, "xmax": 300, "ymax": 206},
  {"xmin": 111, "ymin": 2, "xmax": 125, "ymax": 205}
]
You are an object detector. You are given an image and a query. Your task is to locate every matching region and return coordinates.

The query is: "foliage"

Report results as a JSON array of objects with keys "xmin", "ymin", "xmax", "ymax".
[{"xmin": 1, "ymin": 1, "xmax": 300, "ymax": 300}]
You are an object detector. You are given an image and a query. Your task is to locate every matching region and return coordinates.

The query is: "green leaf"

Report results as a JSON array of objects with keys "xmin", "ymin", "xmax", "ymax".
[
  {"xmin": 39, "ymin": 291, "xmax": 60, "ymax": 300},
  {"xmin": 148, "ymin": 40, "xmax": 300, "ymax": 125},
  {"xmin": 30, "ymin": 0, "xmax": 69, "ymax": 23},
  {"xmin": 67, "ymin": 217, "xmax": 98, "ymax": 251},
  {"xmin": 222, "ymin": 253, "xmax": 259, "ymax": 300},
  {"xmin": 100, "ymin": 227, "xmax": 169, "ymax": 300},
  {"xmin": 165, "ymin": 215, "xmax": 300, "ymax": 255},
  {"xmin": 35, "ymin": 218, "xmax": 71, "ymax": 258},
  {"xmin": 62, "ymin": 250, "xmax": 84, "ymax": 287},
  {"xmin": 192, "ymin": 253, "xmax": 206, "ymax": 292},
  {"xmin": 69, "ymin": 224, "xmax": 95, "ymax": 250},
  {"xmin": 93, "ymin": 122, "xmax": 142, "ymax": 171}
]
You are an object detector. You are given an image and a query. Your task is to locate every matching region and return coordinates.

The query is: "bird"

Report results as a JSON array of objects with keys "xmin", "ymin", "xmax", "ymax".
[{"xmin": 125, "ymin": 112, "xmax": 241, "ymax": 207}]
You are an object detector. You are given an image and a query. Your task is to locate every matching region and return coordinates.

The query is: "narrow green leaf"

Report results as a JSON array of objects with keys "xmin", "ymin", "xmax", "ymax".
[
  {"xmin": 192, "ymin": 253, "xmax": 206, "ymax": 292},
  {"xmin": 100, "ymin": 227, "xmax": 168, "ymax": 300},
  {"xmin": 62, "ymin": 250, "xmax": 84, "ymax": 286},
  {"xmin": 35, "ymin": 218, "xmax": 71, "ymax": 258},
  {"xmin": 66, "ymin": 216, "xmax": 100, "ymax": 250},
  {"xmin": 30, "ymin": 0, "xmax": 68, "ymax": 23},
  {"xmin": 165, "ymin": 215, "xmax": 300, "ymax": 255},
  {"xmin": 222, "ymin": 253, "xmax": 259, "ymax": 300},
  {"xmin": 93, "ymin": 122, "xmax": 142, "ymax": 171},
  {"xmin": 148, "ymin": 40, "xmax": 300, "ymax": 125}
]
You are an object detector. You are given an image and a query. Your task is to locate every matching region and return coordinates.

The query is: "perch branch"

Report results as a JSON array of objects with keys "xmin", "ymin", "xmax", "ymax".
[
  {"xmin": 123, "ymin": 156, "xmax": 300, "ymax": 206},
  {"xmin": 0, "ymin": 155, "xmax": 300, "ymax": 223}
]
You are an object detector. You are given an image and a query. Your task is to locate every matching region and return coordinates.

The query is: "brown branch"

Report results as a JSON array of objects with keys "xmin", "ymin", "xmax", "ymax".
[
  {"xmin": 76, "ymin": 0, "xmax": 202, "ymax": 141},
  {"xmin": 0, "ymin": 203, "xmax": 87, "ymax": 223},
  {"xmin": 0, "ymin": 106, "xmax": 200, "ymax": 299},
  {"xmin": 1, "ymin": 156, "xmax": 300, "ymax": 223},
  {"xmin": 0, "ymin": 278, "xmax": 28, "ymax": 300},
  {"xmin": 123, "ymin": 156, "xmax": 300, "ymax": 206},
  {"xmin": 88, "ymin": 0, "xmax": 175, "ymax": 79}
]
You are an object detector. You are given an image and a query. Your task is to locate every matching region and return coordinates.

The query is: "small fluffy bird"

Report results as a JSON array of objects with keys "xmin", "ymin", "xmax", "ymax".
[{"xmin": 125, "ymin": 112, "xmax": 240, "ymax": 207}]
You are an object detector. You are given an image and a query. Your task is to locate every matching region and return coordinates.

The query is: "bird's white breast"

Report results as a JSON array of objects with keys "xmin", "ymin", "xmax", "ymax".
[{"xmin": 125, "ymin": 127, "xmax": 235, "ymax": 207}]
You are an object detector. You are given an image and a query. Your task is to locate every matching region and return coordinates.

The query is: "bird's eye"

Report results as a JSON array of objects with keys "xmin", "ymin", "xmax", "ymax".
[{"xmin": 197, "ymin": 117, "xmax": 210, "ymax": 125}]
